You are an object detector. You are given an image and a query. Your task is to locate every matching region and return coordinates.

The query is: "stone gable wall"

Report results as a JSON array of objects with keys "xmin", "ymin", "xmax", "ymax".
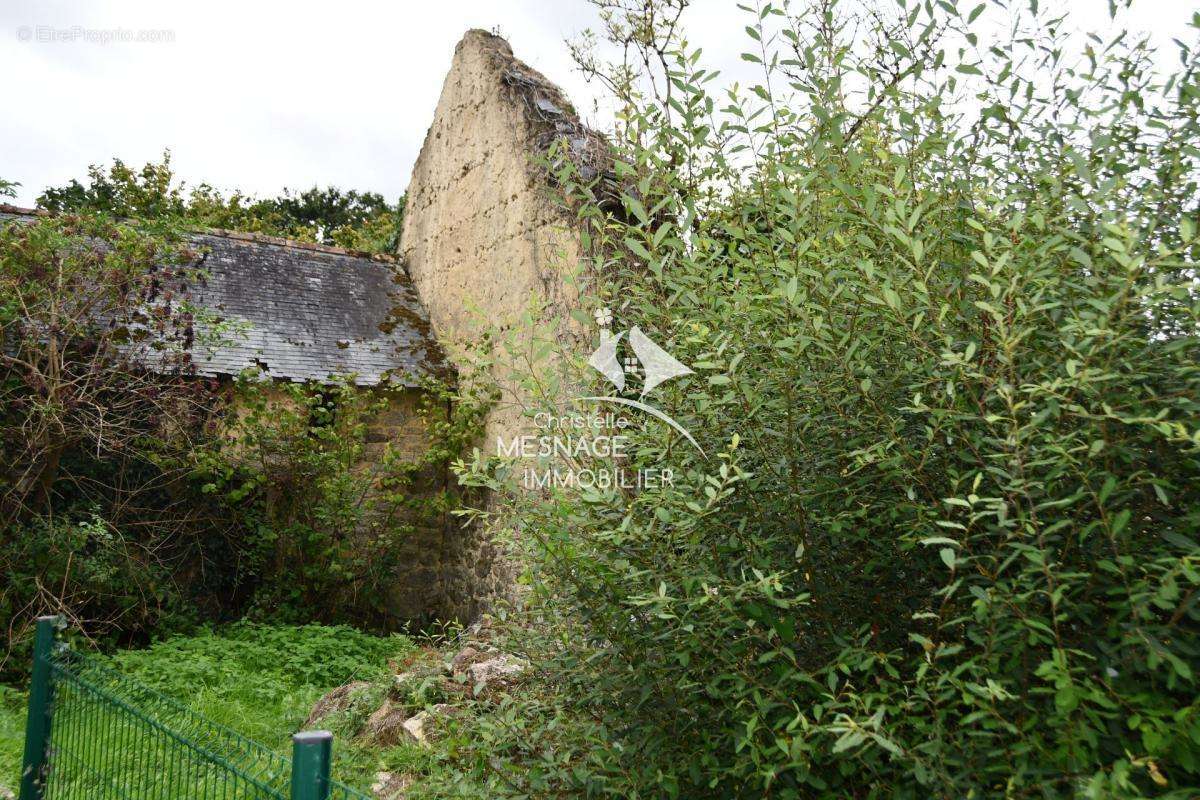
[
  {"xmin": 399, "ymin": 29, "xmax": 597, "ymax": 620},
  {"xmin": 401, "ymin": 29, "xmax": 591, "ymax": 443}
]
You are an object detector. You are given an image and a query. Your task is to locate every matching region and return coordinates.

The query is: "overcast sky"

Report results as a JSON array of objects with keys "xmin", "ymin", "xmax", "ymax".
[{"xmin": 2, "ymin": 1, "xmax": 1194, "ymax": 209}]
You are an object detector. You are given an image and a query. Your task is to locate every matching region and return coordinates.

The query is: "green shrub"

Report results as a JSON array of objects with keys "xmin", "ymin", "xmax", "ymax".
[
  {"xmin": 0, "ymin": 212, "xmax": 229, "ymax": 676},
  {"xmin": 448, "ymin": 1, "xmax": 1200, "ymax": 797}
]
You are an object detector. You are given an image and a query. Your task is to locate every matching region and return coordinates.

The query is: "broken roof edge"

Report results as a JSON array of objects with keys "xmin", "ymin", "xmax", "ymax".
[
  {"xmin": 452, "ymin": 31, "xmax": 628, "ymax": 219},
  {"xmin": 0, "ymin": 204, "xmax": 397, "ymax": 264},
  {"xmin": 200, "ymin": 363, "xmax": 444, "ymax": 390},
  {"xmin": 0, "ymin": 203, "xmax": 46, "ymax": 217},
  {"xmin": 196, "ymin": 228, "xmax": 397, "ymax": 263}
]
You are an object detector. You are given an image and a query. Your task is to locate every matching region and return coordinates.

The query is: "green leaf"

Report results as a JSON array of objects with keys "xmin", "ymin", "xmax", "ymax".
[
  {"xmin": 625, "ymin": 238, "xmax": 652, "ymax": 261},
  {"xmin": 940, "ymin": 548, "xmax": 957, "ymax": 570},
  {"xmin": 920, "ymin": 536, "xmax": 959, "ymax": 547}
]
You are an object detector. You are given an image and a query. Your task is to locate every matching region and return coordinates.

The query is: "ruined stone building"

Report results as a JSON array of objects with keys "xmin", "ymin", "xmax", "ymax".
[
  {"xmin": 403, "ymin": 29, "xmax": 605, "ymax": 444},
  {"xmin": 400, "ymin": 29, "xmax": 602, "ymax": 619},
  {"xmin": 2, "ymin": 29, "xmax": 598, "ymax": 625}
]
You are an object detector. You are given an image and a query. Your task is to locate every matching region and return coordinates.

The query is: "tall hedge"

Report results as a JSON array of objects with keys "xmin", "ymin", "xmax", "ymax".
[{"xmin": 450, "ymin": 1, "xmax": 1200, "ymax": 797}]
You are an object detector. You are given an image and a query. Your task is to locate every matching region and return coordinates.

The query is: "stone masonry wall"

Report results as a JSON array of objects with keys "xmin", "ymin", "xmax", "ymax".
[
  {"xmin": 360, "ymin": 389, "xmax": 446, "ymax": 623},
  {"xmin": 221, "ymin": 384, "xmax": 459, "ymax": 623},
  {"xmin": 400, "ymin": 30, "xmax": 598, "ymax": 620},
  {"xmin": 401, "ymin": 29, "xmax": 591, "ymax": 443},
  {"xmin": 361, "ymin": 388, "xmax": 503, "ymax": 624}
]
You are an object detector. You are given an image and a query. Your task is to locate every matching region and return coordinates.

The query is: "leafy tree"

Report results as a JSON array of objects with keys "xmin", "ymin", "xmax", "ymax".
[
  {"xmin": 38, "ymin": 157, "xmax": 188, "ymax": 220},
  {"xmin": 263, "ymin": 185, "xmax": 404, "ymax": 251},
  {"xmin": 38, "ymin": 152, "xmax": 404, "ymax": 254},
  {"xmin": 444, "ymin": 1, "xmax": 1200, "ymax": 797},
  {"xmin": 0, "ymin": 213, "xmax": 233, "ymax": 673}
]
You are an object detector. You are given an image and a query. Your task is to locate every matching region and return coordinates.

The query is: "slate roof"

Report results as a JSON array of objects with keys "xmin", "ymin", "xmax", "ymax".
[{"xmin": 0, "ymin": 206, "xmax": 443, "ymax": 387}]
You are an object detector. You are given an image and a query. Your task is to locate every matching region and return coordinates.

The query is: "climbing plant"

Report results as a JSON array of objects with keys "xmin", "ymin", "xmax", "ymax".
[
  {"xmin": 190, "ymin": 363, "xmax": 495, "ymax": 626},
  {"xmin": 0, "ymin": 177, "xmax": 453, "ymax": 671}
]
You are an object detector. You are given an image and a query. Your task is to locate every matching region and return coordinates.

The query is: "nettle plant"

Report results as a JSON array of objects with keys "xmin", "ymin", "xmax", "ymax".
[{"xmin": 450, "ymin": 1, "xmax": 1200, "ymax": 798}]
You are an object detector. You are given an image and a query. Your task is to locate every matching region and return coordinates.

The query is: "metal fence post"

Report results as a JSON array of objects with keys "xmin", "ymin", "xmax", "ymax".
[
  {"xmin": 290, "ymin": 730, "xmax": 332, "ymax": 800},
  {"xmin": 19, "ymin": 616, "xmax": 59, "ymax": 800}
]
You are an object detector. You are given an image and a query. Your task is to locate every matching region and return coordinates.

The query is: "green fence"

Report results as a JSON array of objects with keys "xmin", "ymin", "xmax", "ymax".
[{"xmin": 19, "ymin": 617, "xmax": 372, "ymax": 800}]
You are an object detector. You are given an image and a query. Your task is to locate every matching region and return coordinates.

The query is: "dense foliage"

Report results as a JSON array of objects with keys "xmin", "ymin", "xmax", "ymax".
[
  {"xmin": 37, "ymin": 153, "xmax": 405, "ymax": 254},
  {"xmin": 107, "ymin": 622, "xmax": 408, "ymax": 700},
  {"xmin": 4, "ymin": 2, "xmax": 1199, "ymax": 796},
  {"xmin": 0, "ymin": 196, "xmax": 465, "ymax": 676},
  {"xmin": 190, "ymin": 372, "xmax": 492, "ymax": 627},
  {"xmin": 0, "ymin": 214, "xmax": 234, "ymax": 674},
  {"xmin": 446, "ymin": 0, "xmax": 1200, "ymax": 797}
]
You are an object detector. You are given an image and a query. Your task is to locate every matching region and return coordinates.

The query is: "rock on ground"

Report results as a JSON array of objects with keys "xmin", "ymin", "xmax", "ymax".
[
  {"xmin": 401, "ymin": 703, "xmax": 453, "ymax": 746},
  {"xmin": 449, "ymin": 645, "xmax": 479, "ymax": 673},
  {"xmin": 363, "ymin": 699, "xmax": 415, "ymax": 747},
  {"xmin": 371, "ymin": 771, "xmax": 412, "ymax": 799},
  {"xmin": 466, "ymin": 654, "xmax": 525, "ymax": 690},
  {"xmin": 304, "ymin": 681, "xmax": 372, "ymax": 727}
]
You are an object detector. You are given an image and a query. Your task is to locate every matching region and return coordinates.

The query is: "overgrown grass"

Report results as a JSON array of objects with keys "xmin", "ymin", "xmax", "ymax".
[
  {"xmin": 0, "ymin": 685, "xmax": 24, "ymax": 793},
  {"xmin": 106, "ymin": 623, "xmax": 409, "ymax": 747},
  {"xmin": 0, "ymin": 623, "xmax": 422, "ymax": 793}
]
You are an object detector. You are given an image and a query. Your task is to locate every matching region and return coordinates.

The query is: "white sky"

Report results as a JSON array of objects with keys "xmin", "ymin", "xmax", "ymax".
[{"xmin": 2, "ymin": 1, "xmax": 1195, "ymax": 208}]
